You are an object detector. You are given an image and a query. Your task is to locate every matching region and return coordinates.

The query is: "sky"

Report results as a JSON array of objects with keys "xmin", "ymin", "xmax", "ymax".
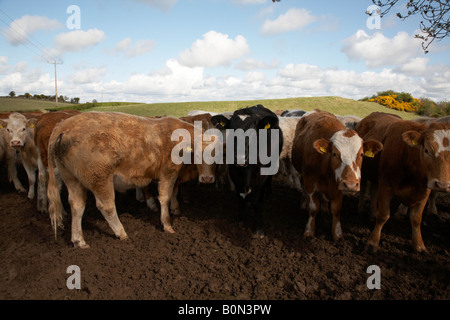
[{"xmin": 0, "ymin": 0, "xmax": 449, "ymax": 104}]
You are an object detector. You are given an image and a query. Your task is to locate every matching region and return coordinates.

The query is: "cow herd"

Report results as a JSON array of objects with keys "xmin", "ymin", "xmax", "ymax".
[{"xmin": 0, "ymin": 105, "xmax": 449, "ymax": 253}]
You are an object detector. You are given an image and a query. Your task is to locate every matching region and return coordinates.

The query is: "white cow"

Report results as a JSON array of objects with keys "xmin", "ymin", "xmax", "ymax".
[{"xmin": 0, "ymin": 113, "xmax": 38, "ymax": 199}]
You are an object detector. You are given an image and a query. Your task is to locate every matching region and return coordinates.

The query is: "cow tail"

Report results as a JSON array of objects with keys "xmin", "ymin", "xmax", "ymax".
[{"xmin": 47, "ymin": 133, "xmax": 64, "ymax": 241}]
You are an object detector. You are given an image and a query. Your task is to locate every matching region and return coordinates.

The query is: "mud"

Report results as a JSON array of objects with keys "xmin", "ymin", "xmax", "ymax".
[{"xmin": 0, "ymin": 167, "xmax": 449, "ymax": 300}]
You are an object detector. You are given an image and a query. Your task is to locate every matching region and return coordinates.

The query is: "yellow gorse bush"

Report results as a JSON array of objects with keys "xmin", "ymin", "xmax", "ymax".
[{"xmin": 368, "ymin": 95, "xmax": 421, "ymax": 113}]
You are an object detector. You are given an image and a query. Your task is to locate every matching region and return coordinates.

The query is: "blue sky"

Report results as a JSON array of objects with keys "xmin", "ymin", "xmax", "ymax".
[{"xmin": 0, "ymin": 0, "xmax": 449, "ymax": 103}]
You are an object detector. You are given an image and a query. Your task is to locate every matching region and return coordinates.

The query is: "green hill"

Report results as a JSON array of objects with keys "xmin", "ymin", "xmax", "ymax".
[{"xmin": 0, "ymin": 96, "xmax": 418, "ymax": 120}]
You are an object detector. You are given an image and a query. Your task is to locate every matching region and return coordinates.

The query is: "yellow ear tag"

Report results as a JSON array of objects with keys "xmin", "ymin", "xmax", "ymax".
[
  {"xmin": 0, "ymin": 125, "xmax": 3, "ymax": 129},
  {"xmin": 29, "ymin": 124, "xmax": 34, "ymax": 128},
  {"xmin": 320, "ymin": 147, "xmax": 327, "ymax": 154},
  {"xmin": 264, "ymin": 123, "xmax": 271, "ymax": 129},
  {"xmin": 220, "ymin": 121, "xmax": 225, "ymax": 127},
  {"xmin": 412, "ymin": 140, "xmax": 418, "ymax": 146},
  {"xmin": 186, "ymin": 146, "xmax": 193, "ymax": 152},
  {"xmin": 364, "ymin": 149, "xmax": 375, "ymax": 158}
]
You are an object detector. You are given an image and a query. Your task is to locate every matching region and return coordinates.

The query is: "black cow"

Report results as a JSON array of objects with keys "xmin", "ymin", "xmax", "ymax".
[
  {"xmin": 211, "ymin": 105, "xmax": 283, "ymax": 238},
  {"xmin": 281, "ymin": 109, "xmax": 306, "ymax": 117}
]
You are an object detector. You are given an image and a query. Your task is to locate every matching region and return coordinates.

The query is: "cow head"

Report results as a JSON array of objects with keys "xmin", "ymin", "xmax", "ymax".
[
  {"xmin": 314, "ymin": 129, "xmax": 382, "ymax": 195},
  {"xmin": 0, "ymin": 113, "xmax": 37, "ymax": 149},
  {"xmin": 403, "ymin": 122, "xmax": 450, "ymax": 192},
  {"xmin": 211, "ymin": 105, "xmax": 282, "ymax": 172}
]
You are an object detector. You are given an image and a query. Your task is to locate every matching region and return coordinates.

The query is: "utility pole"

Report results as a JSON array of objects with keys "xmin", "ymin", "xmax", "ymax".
[{"xmin": 48, "ymin": 60, "xmax": 63, "ymax": 104}]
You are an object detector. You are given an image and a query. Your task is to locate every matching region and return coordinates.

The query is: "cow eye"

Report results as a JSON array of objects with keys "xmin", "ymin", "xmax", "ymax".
[
  {"xmin": 6, "ymin": 128, "xmax": 10, "ymax": 133},
  {"xmin": 22, "ymin": 128, "xmax": 26, "ymax": 132}
]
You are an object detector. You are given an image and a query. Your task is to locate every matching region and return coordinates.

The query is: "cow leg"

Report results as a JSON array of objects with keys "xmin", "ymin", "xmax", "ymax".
[
  {"xmin": 235, "ymin": 193, "xmax": 246, "ymax": 228},
  {"xmin": 143, "ymin": 185, "xmax": 158, "ymax": 212},
  {"xmin": 170, "ymin": 183, "xmax": 180, "ymax": 215},
  {"xmin": 66, "ymin": 179, "xmax": 88, "ymax": 248},
  {"xmin": 158, "ymin": 176, "xmax": 177, "ymax": 233},
  {"xmin": 409, "ymin": 190, "xmax": 430, "ymax": 253},
  {"xmin": 22, "ymin": 159, "xmax": 36, "ymax": 200},
  {"xmin": 93, "ymin": 181, "xmax": 128, "ymax": 241},
  {"xmin": 426, "ymin": 191, "xmax": 438, "ymax": 215},
  {"xmin": 330, "ymin": 195, "xmax": 344, "ymax": 241},
  {"xmin": 304, "ymin": 191, "xmax": 320, "ymax": 239},
  {"xmin": 7, "ymin": 151, "xmax": 26, "ymax": 193},
  {"xmin": 366, "ymin": 186, "xmax": 392, "ymax": 252},
  {"xmin": 36, "ymin": 155, "xmax": 48, "ymax": 213}
]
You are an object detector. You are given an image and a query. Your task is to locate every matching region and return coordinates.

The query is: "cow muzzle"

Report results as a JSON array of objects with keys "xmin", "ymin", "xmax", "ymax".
[
  {"xmin": 338, "ymin": 181, "xmax": 360, "ymax": 196},
  {"xmin": 199, "ymin": 174, "xmax": 215, "ymax": 184},
  {"xmin": 10, "ymin": 140, "xmax": 24, "ymax": 148},
  {"xmin": 429, "ymin": 180, "xmax": 450, "ymax": 192}
]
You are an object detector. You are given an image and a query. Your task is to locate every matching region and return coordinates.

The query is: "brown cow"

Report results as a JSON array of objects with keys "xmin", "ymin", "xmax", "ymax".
[
  {"xmin": 34, "ymin": 110, "xmax": 81, "ymax": 212},
  {"xmin": 47, "ymin": 112, "xmax": 218, "ymax": 248},
  {"xmin": 292, "ymin": 110, "xmax": 382, "ymax": 240},
  {"xmin": 142, "ymin": 113, "xmax": 218, "ymax": 214},
  {"xmin": 356, "ymin": 112, "xmax": 450, "ymax": 252}
]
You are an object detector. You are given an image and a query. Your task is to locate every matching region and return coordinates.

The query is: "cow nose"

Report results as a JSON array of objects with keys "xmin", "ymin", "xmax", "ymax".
[
  {"xmin": 10, "ymin": 140, "xmax": 22, "ymax": 147},
  {"xmin": 342, "ymin": 181, "xmax": 360, "ymax": 192},
  {"xmin": 434, "ymin": 181, "xmax": 450, "ymax": 192},
  {"xmin": 199, "ymin": 175, "xmax": 215, "ymax": 184}
]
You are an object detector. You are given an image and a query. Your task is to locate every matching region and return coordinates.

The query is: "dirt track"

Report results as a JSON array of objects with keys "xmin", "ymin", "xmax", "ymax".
[{"xmin": 0, "ymin": 167, "xmax": 449, "ymax": 300}]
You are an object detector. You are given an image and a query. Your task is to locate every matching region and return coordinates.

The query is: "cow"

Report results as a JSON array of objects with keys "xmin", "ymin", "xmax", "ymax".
[
  {"xmin": 355, "ymin": 112, "xmax": 450, "ymax": 252},
  {"xmin": 47, "ymin": 111, "xmax": 218, "ymax": 248},
  {"xmin": 142, "ymin": 113, "xmax": 219, "ymax": 214},
  {"xmin": 277, "ymin": 116, "xmax": 302, "ymax": 190},
  {"xmin": 395, "ymin": 115, "xmax": 450, "ymax": 217},
  {"xmin": 336, "ymin": 115, "xmax": 362, "ymax": 130},
  {"xmin": 34, "ymin": 110, "xmax": 81, "ymax": 212},
  {"xmin": 281, "ymin": 109, "xmax": 306, "ymax": 118},
  {"xmin": 291, "ymin": 110, "xmax": 382, "ymax": 241},
  {"xmin": 0, "ymin": 112, "xmax": 39, "ymax": 199},
  {"xmin": 210, "ymin": 104, "xmax": 283, "ymax": 238}
]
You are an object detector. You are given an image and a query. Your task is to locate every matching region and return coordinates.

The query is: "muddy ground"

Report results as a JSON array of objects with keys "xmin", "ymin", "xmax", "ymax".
[{"xmin": 0, "ymin": 166, "xmax": 449, "ymax": 300}]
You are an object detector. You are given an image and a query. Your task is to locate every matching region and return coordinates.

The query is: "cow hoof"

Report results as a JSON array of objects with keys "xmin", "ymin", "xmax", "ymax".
[
  {"xmin": 73, "ymin": 241, "xmax": 90, "ymax": 249},
  {"xmin": 303, "ymin": 231, "xmax": 314, "ymax": 239},
  {"xmin": 364, "ymin": 242, "xmax": 379, "ymax": 254},
  {"xmin": 164, "ymin": 226, "xmax": 176, "ymax": 234},
  {"xmin": 252, "ymin": 229, "xmax": 265, "ymax": 239}
]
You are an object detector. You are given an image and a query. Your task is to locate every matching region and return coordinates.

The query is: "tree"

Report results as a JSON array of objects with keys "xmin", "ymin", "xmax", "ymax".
[
  {"xmin": 9, "ymin": 91, "xmax": 15, "ymax": 98},
  {"xmin": 368, "ymin": 0, "xmax": 450, "ymax": 53}
]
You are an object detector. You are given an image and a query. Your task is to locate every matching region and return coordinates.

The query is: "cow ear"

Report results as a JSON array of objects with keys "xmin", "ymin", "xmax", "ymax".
[
  {"xmin": 363, "ymin": 139, "xmax": 383, "ymax": 158},
  {"xmin": 210, "ymin": 115, "xmax": 230, "ymax": 130},
  {"xmin": 313, "ymin": 138, "xmax": 330, "ymax": 155},
  {"xmin": 27, "ymin": 118, "xmax": 38, "ymax": 128},
  {"xmin": 402, "ymin": 130, "xmax": 422, "ymax": 148},
  {"xmin": 0, "ymin": 119, "xmax": 7, "ymax": 129},
  {"xmin": 258, "ymin": 115, "xmax": 278, "ymax": 130}
]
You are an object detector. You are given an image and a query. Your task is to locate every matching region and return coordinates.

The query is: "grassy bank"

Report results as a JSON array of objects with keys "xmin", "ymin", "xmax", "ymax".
[{"xmin": 0, "ymin": 96, "xmax": 418, "ymax": 120}]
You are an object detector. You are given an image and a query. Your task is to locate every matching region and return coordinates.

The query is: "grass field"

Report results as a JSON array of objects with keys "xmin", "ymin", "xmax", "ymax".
[{"xmin": 0, "ymin": 96, "xmax": 419, "ymax": 120}]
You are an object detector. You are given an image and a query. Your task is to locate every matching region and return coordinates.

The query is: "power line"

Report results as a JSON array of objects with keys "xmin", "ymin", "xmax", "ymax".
[{"xmin": 0, "ymin": 8, "xmax": 60, "ymax": 63}]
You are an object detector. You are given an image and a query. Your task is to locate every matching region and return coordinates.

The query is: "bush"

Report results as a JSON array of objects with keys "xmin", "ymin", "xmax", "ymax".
[{"xmin": 368, "ymin": 94, "xmax": 419, "ymax": 113}]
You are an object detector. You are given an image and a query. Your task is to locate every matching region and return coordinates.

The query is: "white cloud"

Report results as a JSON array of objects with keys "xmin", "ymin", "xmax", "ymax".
[
  {"xmin": 260, "ymin": 8, "xmax": 317, "ymax": 36},
  {"xmin": 68, "ymin": 67, "xmax": 107, "ymax": 84},
  {"xmin": 178, "ymin": 31, "xmax": 250, "ymax": 68},
  {"xmin": 133, "ymin": 0, "xmax": 177, "ymax": 12},
  {"xmin": 50, "ymin": 29, "xmax": 105, "ymax": 57},
  {"xmin": 1, "ymin": 15, "xmax": 62, "ymax": 46},
  {"xmin": 235, "ymin": 58, "xmax": 280, "ymax": 71},
  {"xmin": 114, "ymin": 37, "xmax": 157, "ymax": 58},
  {"xmin": 341, "ymin": 30, "xmax": 422, "ymax": 68},
  {"xmin": 395, "ymin": 57, "xmax": 429, "ymax": 76}
]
